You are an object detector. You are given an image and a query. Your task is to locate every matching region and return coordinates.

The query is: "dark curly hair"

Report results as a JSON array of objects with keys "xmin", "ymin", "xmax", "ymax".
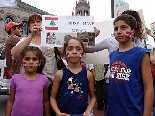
[
  {"xmin": 114, "ymin": 14, "xmax": 137, "ymax": 31},
  {"xmin": 20, "ymin": 46, "xmax": 46, "ymax": 74},
  {"xmin": 122, "ymin": 10, "xmax": 145, "ymax": 40}
]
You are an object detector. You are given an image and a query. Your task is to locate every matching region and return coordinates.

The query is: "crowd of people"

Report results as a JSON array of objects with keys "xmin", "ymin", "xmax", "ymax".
[{"xmin": 3, "ymin": 9, "xmax": 155, "ymax": 116}]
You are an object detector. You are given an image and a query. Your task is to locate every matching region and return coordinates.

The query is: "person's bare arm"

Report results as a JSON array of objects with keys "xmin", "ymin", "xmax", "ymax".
[
  {"xmin": 50, "ymin": 70, "xmax": 69, "ymax": 116},
  {"xmin": 90, "ymin": 69, "xmax": 95, "ymax": 79},
  {"xmin": 83, "ymin": 71, "xmax": 96, "ymax": 115},
  {"xmin": 141, "ymin": 53, "xmax": 154, "ymax": 116},
  {"xmin": 146, "ymin": 27, "xmax": 155, "ymax": 39},
  {"xmin": 11, "ymin": 35, "xmax": 33, "ymax": 60},
  {"xmin": 43, "ymin": 88, "xmax": 50, "ymax": 116},
  {"xmin": 5, "ymin": 87, "xmax": 16, "ymax": 116},
  {"xmin": 12, "ymin": 26, "xmax": 41, "ymax": 60},
  {"xmin": 94, "ymin": 27, "xmax": 100, "ymax": 37}
]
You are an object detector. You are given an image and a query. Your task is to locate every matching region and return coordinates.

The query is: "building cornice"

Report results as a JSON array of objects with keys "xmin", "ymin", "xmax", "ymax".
[{"xmin": 16, "ymin": 0, "xmax": 54, "ymax": 15}]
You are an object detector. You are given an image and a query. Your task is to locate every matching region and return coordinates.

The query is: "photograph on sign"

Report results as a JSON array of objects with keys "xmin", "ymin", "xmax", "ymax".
[
  {"xmin": 77, "ymin": 32, "xmax": 95, "ymax": 46},
  {"xmin": 46, "ymin": 32, "xmax": 57, "ymax": 44}
]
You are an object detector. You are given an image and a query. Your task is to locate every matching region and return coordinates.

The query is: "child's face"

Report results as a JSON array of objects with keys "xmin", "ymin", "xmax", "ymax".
[
  {"xmin": 65, "ymin": 39, "xmax": 83, "ymax": 64},
  {"xmin": 114, "ymin": 20, "xmax": 135, "ymax": 43},
  {"xmin": 22, "ymin": 51, "xmax": 40, "ymax": 73}
]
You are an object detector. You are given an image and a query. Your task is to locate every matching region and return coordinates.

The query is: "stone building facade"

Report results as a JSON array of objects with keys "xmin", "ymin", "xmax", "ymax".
[
  {"xmin": 75, "ymin": 0, "xmax": 90, "ymax": 16},
  {"xmin": 0, "ymin": 0, "xmax": 53, "ymax": 44}
]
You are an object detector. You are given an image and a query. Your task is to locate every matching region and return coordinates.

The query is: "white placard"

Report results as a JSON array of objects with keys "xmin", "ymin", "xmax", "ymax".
[
  {"xmin": 137, "ymin": 9, "xmax": 148, "ymax": 41},
  {"xmin": 41, "ymin": 15, "xmax": 94, "ymax": 47},
  {"xmin": 83, "ymin": 19, "xmax": 114, "ymax": 64},
  {"xmin": 114, "ymin": 0, "xmax": 129, "ymax": 18},
  {"xmin": 0, "ymin": 0, "xmax": 17, "ymax": 7}
]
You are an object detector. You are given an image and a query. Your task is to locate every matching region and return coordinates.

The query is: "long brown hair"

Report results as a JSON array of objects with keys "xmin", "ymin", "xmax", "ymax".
[{"xmin": 122, "ymin": 10, "xmax": 145, "ymax": 39}]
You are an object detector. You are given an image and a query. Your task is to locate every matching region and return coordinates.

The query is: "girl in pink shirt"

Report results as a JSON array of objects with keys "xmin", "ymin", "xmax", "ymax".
[{"xmin": 5, "ymin": 46, "xmax": 50, "ymax": 116}]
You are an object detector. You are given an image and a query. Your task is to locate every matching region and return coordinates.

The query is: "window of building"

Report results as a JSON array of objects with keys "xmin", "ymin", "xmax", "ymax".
[
  {"xmin": 22, "ymin": 21, "xmax": 28, "ymax": 35},
  {"xmin": 4, "ymin": 17, "xmax": 13, "ymax": 31}
]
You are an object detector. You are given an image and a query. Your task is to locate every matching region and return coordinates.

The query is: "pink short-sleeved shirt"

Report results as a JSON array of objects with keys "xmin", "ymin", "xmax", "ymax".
[{"xmin": 10, "ymin": 74, "xmax": 48, "ymax": 116}]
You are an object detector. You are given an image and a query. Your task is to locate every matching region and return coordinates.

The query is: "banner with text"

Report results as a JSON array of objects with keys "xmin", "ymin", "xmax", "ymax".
[{"xmin": 41, "ymin": 15, "xmax": 94, "ymax": 47}]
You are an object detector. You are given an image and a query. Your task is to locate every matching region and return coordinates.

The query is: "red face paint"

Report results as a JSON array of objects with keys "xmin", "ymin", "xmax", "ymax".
[
  {"xmin": 35, "ymin": 63, "xmax": 39, "ymax": 68},
  {"xmin": 66, "ymin": 53, "xmax": 70, "ymax": 59},
  {"xmin": 22, "ymin": 62, "xmax": 27, "ymax": 68},
  {"xmin": 125, "ymin": 32, "xmax": 132, "ymax": 39}
]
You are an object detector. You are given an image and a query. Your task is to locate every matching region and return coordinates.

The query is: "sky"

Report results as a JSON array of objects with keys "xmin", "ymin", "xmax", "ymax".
[{"xmin": 22, "ymin": 0, "xmax": 155, "ymax": 45}]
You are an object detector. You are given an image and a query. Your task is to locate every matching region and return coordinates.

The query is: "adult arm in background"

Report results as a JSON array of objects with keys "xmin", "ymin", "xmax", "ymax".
[
  {"xmin": 11, "ymin": 26, "xmax": 41, "ymax": 60},
  {"xmin": 86, "ymin": 36, "xmax": 114, "ymax": 53},
  {"xmin": 146, "ymin": 27, "xmax": 155, "ymax": 39}
]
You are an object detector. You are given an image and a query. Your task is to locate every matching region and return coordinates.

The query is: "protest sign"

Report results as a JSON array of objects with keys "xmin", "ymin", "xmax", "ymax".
[
  {"xmin": 41, "ymin": 15, "xmax": 94, "ymax": 47},
  {"xmin": 113, "ymin": 0, "xmax": 129, "ymax": 18}
]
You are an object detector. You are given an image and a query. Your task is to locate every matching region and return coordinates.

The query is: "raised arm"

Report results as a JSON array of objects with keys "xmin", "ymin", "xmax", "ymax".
[
  {"xmin": 86, "ymin": 36, "xmax": 112, "ymax": 53},
  {"xmin": 12, "ymin": 26, "xmax": 41, "ymax": 60},
  {"xmin": 11, "ymin": 35, "xmax": 33, "ymax": 60},
  {"xmin": 141, "ymin": 53, "xmax": 154, "ymax": 116},
  {"xmin": 146, "ymin": 27, "xmax": 155, "ymax": 39}
]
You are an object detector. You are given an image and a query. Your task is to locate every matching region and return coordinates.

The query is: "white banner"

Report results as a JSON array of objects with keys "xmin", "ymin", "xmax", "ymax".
[
  {"xmin": 114, "ymin": 0, "xmax": 129, "ymax": 18},
  {"xmin": 0, "ymin": 0, "xmax": 17, "ymax": 7},
  {"xmin": 41, "ymin": 15, "xmax": 94, "ymax": 47}
]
